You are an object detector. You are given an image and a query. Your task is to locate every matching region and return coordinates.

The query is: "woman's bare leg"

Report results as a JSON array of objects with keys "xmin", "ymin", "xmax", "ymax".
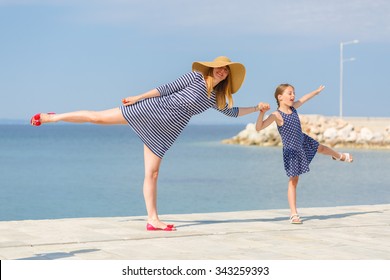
[
  {"xmin": 143, "ymin": 144, "xmax": 173, "ymax": 229},
  {"xmin": 39, "ymin": 108, "xmax": 127, "ymax": 125}
]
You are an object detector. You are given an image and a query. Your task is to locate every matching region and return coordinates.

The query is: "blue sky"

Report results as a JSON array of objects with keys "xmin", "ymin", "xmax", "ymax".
[{"xmin": 1, "ymin": 0, "xmax": 389, "ymax": 124}]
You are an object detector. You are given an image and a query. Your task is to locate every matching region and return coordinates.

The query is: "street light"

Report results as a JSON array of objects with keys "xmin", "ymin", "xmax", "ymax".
[{"xmin": 339, "ymin": 39, "xmax": 359, "ymax": 118}]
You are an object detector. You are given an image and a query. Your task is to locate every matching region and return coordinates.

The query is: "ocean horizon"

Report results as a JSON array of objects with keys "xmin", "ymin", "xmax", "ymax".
[{"xmin": 1, "ymin": 123, "xmax": 389, "ymax": 221}]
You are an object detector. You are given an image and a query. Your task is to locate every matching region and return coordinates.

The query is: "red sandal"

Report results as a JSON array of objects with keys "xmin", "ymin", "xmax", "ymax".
[
  {"xmin": 146, "ymin": 223, "xmax": 176, "ymax": 231},
  {"xmin": 30, "ymin": 112, "xmax": 55, "ymax": 126}
]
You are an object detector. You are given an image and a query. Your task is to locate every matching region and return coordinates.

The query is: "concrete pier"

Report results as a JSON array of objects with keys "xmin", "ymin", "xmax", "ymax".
[{"xmin": 0, "ymin": 204, "xmax": 389, "ymax": 260}]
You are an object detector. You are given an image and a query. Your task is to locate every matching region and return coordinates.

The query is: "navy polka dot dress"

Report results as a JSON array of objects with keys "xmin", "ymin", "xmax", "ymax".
[{"xmin": 277, "ymin": 107, "xmax": 319, "ymax": 177}]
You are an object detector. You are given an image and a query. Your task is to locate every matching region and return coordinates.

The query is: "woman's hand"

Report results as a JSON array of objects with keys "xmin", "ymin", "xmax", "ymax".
[
  {"xmin": 122, "ymin": 96, "xmax": 141, "ymax": 106},
  {"xmin": 122, "ymin": 89, "xmax": 161, "ymax": 106}
]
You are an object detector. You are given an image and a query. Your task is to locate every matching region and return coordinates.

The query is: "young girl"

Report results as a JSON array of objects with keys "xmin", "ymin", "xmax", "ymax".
[{"xmin": 255, "ymin": 84, "xmax": 353, "ymax": 224}]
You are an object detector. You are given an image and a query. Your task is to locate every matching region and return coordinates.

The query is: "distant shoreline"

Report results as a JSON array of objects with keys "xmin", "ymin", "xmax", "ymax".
[{"xmin": 1, "ymin": 116, "xmax": 390, "ymax": 127}]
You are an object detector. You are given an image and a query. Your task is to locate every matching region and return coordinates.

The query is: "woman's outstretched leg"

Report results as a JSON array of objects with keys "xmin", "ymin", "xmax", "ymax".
[
  {"xmin": 33, "ymin": 108, "xmax": 127, "ymax": 125},
  {"xmin": 143, "ymin": 144, "xmax": 175, "ymax": 231}
]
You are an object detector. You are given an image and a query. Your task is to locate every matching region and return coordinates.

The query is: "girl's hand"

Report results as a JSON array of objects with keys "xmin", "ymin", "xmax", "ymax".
[
  {"xmin": 122, "ymin": 96, "xmax": 140, "ymax": 106},
  {"xmin": 316, "ymin": 85, "xmax": 325, "ymax": 94},
  {"xmin": 258, "ymin": 102, "xmax": 270, "ymax": 113}
]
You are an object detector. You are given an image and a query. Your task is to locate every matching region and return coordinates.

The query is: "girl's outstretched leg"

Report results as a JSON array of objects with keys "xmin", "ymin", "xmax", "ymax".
[
  {"xmin": 32, "ymin": 108, "xmax": 128, "ymax": 125},
  {"xmin": 143, "ymin": 145, "xmax": 175, "ymax": 231},
  {"xmin": 317, "ymin": 144, "xmax": 353, "ymax": 162},
  {"xmin": 288, "ymin": 176, "xmax": 302, "ymax": 224}
]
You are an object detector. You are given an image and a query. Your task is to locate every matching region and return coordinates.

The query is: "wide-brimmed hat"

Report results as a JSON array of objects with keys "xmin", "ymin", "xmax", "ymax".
[{"xmin": 192, "ymin": 56, "xmax": 246, "ymax": 94}]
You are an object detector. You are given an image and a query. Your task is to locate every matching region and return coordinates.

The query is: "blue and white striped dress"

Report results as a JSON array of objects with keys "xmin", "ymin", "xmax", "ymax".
[{"xmin": 120, "ymin": 71, "xmax": 239, "ymax": 158}]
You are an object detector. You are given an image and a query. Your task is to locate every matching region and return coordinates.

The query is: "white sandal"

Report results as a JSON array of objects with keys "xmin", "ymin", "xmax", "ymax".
[
  {"xmin": 332, "ymin": 153, "xmax": 353, "ymax": 163},
  {"xmin": 290, "ymin": 214, "xmax": 303, "ymax": 224}
]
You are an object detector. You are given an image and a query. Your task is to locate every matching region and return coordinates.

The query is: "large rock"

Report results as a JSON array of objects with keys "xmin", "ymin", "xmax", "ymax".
[{"xmin": 223, "ymin": 115, "xmax": 390, "ymax": 149}]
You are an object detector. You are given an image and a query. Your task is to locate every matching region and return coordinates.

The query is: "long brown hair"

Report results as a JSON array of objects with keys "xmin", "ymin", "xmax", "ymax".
[
  {"xmin": 274, "ymin": 83, "xmax": 294, "ymax": 108},
  {"xmin": 205, "ymin": 68, "xmax": 234, "ymax": 110}
]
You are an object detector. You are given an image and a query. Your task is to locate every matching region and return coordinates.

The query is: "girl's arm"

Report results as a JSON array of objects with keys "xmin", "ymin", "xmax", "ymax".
[
  {"xmin": 255, "ymin": 103, "xmax": 277, "ymax": 131},
  {"xmin": 293, "ymin": 85, "xmax": 325, "ymax": 109}
]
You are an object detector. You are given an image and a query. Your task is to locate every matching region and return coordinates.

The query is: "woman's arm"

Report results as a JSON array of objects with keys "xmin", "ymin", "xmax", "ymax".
[
  {"xmin": 156, "ymin": 71, "xmax": 199, "ymax": 97},
  {"xmin": 122, "ymin": 72, "xmax": 200, "ymax": 106},
  {"xmin": 293, "ymin": 85, "xmax": 325, "ymax": 109},
  {"xmin": 215, "ymin": 103, "xmax": 267, "ymax": 118},
  {"xmin": 237, "ymin": 105, "xmax": 262, "ymax": 116},
  {"xmin": 237, "ymin": 102, "xmax": 272, "ymax": 116},
  {"xmin": 122, "ymin": 89, "xmax": 160, "ymax": 106}
]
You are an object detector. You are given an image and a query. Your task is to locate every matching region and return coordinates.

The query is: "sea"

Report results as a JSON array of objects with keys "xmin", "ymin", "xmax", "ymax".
[{"xmin": 1, "ymin": 123, "xmax": 389, "ymax": 221}]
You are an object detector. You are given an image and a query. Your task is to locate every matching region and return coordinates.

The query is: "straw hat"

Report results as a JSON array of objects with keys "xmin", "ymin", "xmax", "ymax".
[{"xmin": 192, "ymin": 56, "xmax": 246, "ymax": 94}]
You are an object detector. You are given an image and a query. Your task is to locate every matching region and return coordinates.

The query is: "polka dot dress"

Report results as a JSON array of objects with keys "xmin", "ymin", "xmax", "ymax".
[{"xmin": 277, "ymin": 107, "xmax": 319, "ymax": 177}]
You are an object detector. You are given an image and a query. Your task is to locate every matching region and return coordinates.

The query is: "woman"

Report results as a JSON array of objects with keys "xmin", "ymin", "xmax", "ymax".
[{"xmin": 31, "ymin": 56, "xmax": 262, "ymax": 231}]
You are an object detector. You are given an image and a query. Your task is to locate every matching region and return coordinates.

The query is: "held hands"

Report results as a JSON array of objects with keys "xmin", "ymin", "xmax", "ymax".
[{"xmin": 256, "ymin": 102, "xmax": 271, "ymax": 113}]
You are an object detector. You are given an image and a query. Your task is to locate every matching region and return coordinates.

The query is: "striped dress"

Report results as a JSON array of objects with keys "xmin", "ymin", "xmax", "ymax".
[{"xmin": 120, "ymin": 71, "xmax": 239, "ymax": 158}]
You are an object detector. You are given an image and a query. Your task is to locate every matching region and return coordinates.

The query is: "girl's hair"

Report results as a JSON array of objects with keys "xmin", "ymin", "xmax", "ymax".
[
  {"xmin": 274, "ymin": 83, "xmax": 294, "ymax": 108},
  {"xmin": 205, "ymin": 67, "xmax": 233, "ymax": 109}
]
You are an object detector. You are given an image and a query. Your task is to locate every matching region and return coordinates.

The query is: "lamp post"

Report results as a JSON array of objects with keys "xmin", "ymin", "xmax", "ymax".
[{"xmin": 339, "ymin": 39, "xmax": 359, "ymax": 118}]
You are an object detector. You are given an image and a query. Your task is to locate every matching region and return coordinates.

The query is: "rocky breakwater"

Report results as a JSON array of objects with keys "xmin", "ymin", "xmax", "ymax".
[{"xmin": 222, "ymin": 115, "xmax": 390, "ymax": 149}]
